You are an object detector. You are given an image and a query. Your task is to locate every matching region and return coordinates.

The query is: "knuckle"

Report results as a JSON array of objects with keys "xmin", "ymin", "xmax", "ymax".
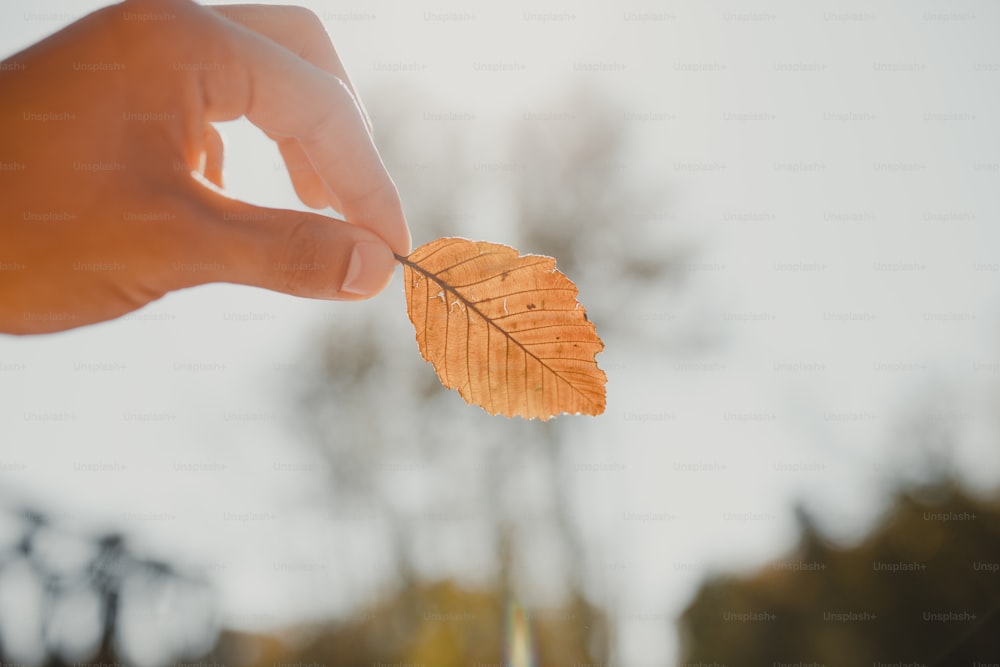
[
  {"xmin": 283, "ymin": 5, "xmax": 326, "ymax": 35},
  {"xmin": 278, "ymin": 219, "xmax": 323, "ymax": 293}
]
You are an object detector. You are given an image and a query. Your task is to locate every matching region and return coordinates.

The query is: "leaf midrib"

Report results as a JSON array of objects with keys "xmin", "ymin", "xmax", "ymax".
[{"xmin": 396, "ymin": 253, "xmax": 601, "ymax": 412}]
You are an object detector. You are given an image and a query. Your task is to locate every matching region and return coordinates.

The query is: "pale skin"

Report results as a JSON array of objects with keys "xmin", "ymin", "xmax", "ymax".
[{"xmin": 0, "ymin": 0, "xmax": 411, "ymax": 335}]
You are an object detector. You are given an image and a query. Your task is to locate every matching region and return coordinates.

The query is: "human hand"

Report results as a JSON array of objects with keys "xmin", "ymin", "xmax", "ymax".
[{"xmin": 0, "ymin": 0, "xmax": 410, "ymax": 334}]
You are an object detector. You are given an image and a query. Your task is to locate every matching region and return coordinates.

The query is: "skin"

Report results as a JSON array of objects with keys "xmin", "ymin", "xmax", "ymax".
[{"xmin": 0, "ymin": 0, "xmax": 411, "ymax": 335}]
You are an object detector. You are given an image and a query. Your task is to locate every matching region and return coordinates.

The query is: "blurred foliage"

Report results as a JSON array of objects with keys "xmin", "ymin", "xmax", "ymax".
[
  {"xmin": 0, "ymin": 503, "xmax": 214, "ymax": 667},
  {"xmin": 199, "ymin": 579, "xmax": 603, "ymax": 667},
  {"xmin": 678, "ymin": 480, "xmax": 1000, "ymax": 666}
]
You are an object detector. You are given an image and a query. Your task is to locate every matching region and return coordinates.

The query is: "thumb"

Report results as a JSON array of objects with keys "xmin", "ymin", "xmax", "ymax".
[{"xmin": 171, "ymin": 188, "xmax": 397, "ymax": 300}]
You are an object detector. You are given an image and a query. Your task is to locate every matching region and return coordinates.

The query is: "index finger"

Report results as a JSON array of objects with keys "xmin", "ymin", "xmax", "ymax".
[
  {"xmin": 209, "ymin": 4, "xmax": 373, "ymax": 136},
  {"xmin": 196, "ymin": 6, "xmax": 410, "ymax": 256}
]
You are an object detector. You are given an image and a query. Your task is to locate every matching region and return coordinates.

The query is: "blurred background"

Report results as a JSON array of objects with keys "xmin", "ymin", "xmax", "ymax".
[{"xmin": 2, "ymin": 0, "xmax": 1000, "ymax": 665}]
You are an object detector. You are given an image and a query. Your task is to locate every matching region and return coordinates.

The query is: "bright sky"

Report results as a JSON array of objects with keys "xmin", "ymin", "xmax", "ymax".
[{"xmin": 2, "ymin": 1, "xmax": 999, "ymax": 666}]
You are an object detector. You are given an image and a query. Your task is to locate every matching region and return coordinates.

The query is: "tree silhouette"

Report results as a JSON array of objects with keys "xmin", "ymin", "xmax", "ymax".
[
  {"xmin": 678, "ymin": 480, "xmax": 1000, "ymax": 666},
  {"xmin": 0, "ymin": 502, "xmax": 215, "ymax": 667}
]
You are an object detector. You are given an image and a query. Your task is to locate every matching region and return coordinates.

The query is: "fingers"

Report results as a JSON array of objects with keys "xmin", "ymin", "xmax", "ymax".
[
  {"xmin": 197, "ymin": 5, "xmax": 410, "ymax": 256},
  {"xmin": 202, "ymin": 124, "xmax": 224, "ymax": 188},
  {"xmin": 272, "ymin": 133, "xmax": 336, "ymax": 210},
  {"xmin": 215, "ymin": 4, "xmax": 364, "ymax": 212},
  {"xmin": 169, "ymin": 183, "xmax": 396, "ymax": 299},
  {"xmin": 209, "ymin": 5, "xmax": 373, "ymax": 135}
]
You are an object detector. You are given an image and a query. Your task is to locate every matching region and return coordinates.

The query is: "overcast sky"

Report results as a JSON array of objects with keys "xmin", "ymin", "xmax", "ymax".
[{"xmin": 2, "ymin": 1, "xmax": 999, "ymax": 665}]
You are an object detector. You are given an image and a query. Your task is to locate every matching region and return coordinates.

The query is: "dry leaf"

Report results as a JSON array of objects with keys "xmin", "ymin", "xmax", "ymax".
[{"xmin": 398, "ymin": 237, "xmax": 606, "ymax": 420}]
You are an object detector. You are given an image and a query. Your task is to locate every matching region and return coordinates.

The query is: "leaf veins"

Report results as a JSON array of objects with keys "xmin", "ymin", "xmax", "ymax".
[{"xmin": 397, "ymin": 237, "xmax": 606, "ymax": 420}]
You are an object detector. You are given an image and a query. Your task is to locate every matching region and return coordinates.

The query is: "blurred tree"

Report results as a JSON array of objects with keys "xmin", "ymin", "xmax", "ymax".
[
  {"xmin": 0, "ymin": 502, "xmax": 215, "ymax": 667},
  {"xmin": 678, "ymin": 481, "xmax": 1000, "ymax": 666},
  {"xmin": 511, "ymin": 87, "xmax": 686, "ymax": 299},
  {"xmin": 292, "ymin": 84, "xmax": 686, "ymax": 663}
]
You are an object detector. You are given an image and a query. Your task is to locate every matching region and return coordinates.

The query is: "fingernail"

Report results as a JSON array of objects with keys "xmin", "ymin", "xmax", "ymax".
[{"xmin": 341, "ymin": 241, "xmax": 393, "ymax": 296}]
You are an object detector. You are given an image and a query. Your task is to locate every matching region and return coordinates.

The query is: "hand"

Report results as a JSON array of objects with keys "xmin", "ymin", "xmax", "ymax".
[{"xmin": 0, "ymin": 0, "xmax": 410, "ymax": 335}]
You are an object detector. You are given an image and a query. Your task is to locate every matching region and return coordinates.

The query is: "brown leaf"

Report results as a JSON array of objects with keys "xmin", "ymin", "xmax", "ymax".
[{"xmin": 398, "ymin": 237, "xmax": 606, "ymax": 420}]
